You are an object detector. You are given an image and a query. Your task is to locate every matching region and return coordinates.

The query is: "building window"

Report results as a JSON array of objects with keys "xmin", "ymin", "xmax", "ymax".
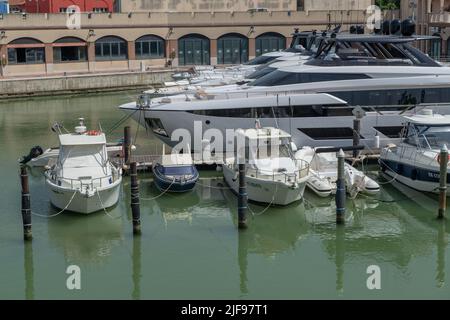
[
  {"xmin": 297, "ymin": 0, "xmax": 304, "ymax": 11},
  {"xmin": 7, "ymin": 38, "xmax": 45, "ymax": 64},
  {"xmin": 135, "ymin": 35, "xmax": 165, "ymax": 59},
  {"xmin": 95, "ymin": 36, "xmax": 127, "ymax": 60},
  {"xmin": 217, "ymin": 33, "xmax": 248, "ymax": 65},
  {"xmin": 178, "ymin": 34, "xmax": 210, "ymax": 66},
  {"xmin": 53, "ymin": 37, "xmax": 87, "ymax": 62},
  {"xmin": 256, "ymin": 33, "xmax": 286, "ymax": 56},
  {"xmin": 93, "ymin": 8, "xmax": 108, "ymax": 13}
]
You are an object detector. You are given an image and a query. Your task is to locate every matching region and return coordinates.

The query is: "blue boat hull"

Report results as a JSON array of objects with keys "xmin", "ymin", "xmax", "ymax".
[{"xmin": 153, "ymin": 164, "xmax": 199, "ymax": 193}]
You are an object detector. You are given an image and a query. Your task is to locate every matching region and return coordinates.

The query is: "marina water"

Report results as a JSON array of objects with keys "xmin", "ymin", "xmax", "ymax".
[{"xmin": 0, "ymin": 92, "xmax": 449, "ymax": 299}]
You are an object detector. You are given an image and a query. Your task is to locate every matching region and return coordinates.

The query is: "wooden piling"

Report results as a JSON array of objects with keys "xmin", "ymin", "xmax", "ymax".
[
  {"xmin": 353, "ymin": 118, "xmax": 361, "ymax": 159},
  {"xmin": 130, "ymin": 162, "xmax": 141, "ymax": 235},
  {"xmin": 438, "ymin": 145, "xmax": 448, "ymax": 219},
  {"xmin": 238, "ymin": 163, "xmax": 248, "ymax": 229},
  {"xmin": 123, "ymin": 126, "xmax": 131, "ymax": 175},
  {"xmin": 336, "ymin": 149, "xmax": 346, "ymax": 224},
  {"xmin": 20, "ymin": 166, "xmax": 32, "ymax": 241}
]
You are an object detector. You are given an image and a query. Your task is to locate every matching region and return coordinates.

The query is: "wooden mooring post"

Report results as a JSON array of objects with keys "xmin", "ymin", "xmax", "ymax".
[
  {"xmin": 20, "ymin": 166, "xmax": 32, "ymax": 241},
  {"xmin": 238, "ymin": 163, "xmax": 248, "ymax": 229},
  {"xmin": 130, "ymin": 162, "xmax": 141, "ymax": 235},
  {"xmin": 438, "ymin": 145, "xmax": 448, "ymax": 219},
  {"xmin": 336, "ymin": 149, "xmax": 346, "ymax": 224},
  {"xmin": 353, "ymin": 118, "xmax": 361, "ymax": 159},
  {"xmin": 123, "ymin": 126, "xmax": 131, "ymax": 175}
]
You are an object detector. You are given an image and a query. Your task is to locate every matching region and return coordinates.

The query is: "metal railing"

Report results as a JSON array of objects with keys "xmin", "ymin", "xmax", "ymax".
[
  {"xmin": 229, "ymin": 158, "xmax": 310, "ymax": 184},
  {"xmin": 46, "ymin": 170, "xmax": 120, "ymax": 191}
]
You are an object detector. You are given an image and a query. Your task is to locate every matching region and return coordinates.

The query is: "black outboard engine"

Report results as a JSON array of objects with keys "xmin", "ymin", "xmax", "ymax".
[
  {"xmin": 401, "ymin": 19, "xmax": 416, "ymax": 36},
  {"xmin": 350, "ymin": 25, "xmax": 357, "ymax": 34},
  {"xmin": 390, "ymin": 19, "xmax": 402, "ymax": 35},
  {"xmin": 20, "ymin": 146, "xmax": 43, "ymax": 165},
  {"xmin": 382, "ymin": 20, "xmax": 391, "ymax": 35}
]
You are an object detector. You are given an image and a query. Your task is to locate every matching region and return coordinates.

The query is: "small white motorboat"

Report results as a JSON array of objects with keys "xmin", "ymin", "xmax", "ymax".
[
  {"xmin": 44, "ymin": 118, "xmax": 122, "ymax": 214},
  {"xmin": 295, "ymin": 147, "xmax": 380, "ymax": 198},
  {"xmin": 26, "ymin": 143, "xmax": 125, "ymax": 168},
  {"xmin": 380, "ymin": 109, "xmax": 450, "ymax": 195},
  {"xmin": 223, "ymin": 127, "xmax": 310, "ymax": 206}
]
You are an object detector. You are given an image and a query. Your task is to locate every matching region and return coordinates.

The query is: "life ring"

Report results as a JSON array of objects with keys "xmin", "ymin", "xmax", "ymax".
[
  {"xmin": 436, "ymin": 154, "xmax": 450, "ymax": 165},
  {"xmin": 86, "ymin": 130, "xmax": 101, "ymax": 136}
]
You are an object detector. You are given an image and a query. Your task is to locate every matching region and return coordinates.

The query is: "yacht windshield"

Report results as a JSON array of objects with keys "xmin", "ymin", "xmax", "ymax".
[
  {"xmin": 244, "ymin": 55, "xmax": 278, "ymax": 65},
  {"xmin": 405, "ymin": 125, "xmax": 450, "ymax": 149},
  {"xmin": 246, "ymin": 67, "xmax": 276, "ymax": 79}
]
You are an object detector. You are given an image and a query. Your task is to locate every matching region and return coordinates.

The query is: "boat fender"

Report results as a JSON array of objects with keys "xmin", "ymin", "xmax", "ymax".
[
  {"xmin": 20, "ymin": 145, "xmax": 44, "ymax": 164},
  {"xmin": 436, "ymin": 154, "xmax": 450, "ymax": 165},
  {"xmin": 86, "ymin": 130, "xmax": 101, "ymax": 136}
]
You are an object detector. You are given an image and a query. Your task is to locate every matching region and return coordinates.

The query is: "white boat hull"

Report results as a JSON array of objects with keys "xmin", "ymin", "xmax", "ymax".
[
  {"xmin": 223, "ymin": 165, "xmax": 307, "ymax": 206},
  {"xmin": 45, "ymin": 179, "xmax": 122, "ymax": 214}
]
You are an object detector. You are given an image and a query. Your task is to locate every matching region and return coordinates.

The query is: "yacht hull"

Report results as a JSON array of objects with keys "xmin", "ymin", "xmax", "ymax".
[
  {"xmin": 223, "ymin": 165, "xmax": 307, "ymax": 206},
  {"xmin": 45, "ymin": 179, "xmax": 122, "ymax": 214},
  {"xmin": 380, "ymin": 159, "xmax": 450, "ymax": 195}
]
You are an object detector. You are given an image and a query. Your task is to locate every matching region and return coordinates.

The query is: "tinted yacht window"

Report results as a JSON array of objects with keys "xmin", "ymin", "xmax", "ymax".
[
  {"xmin": 248, "ymin": 70, "xmax": 371, "ymax": 87},
  {"xmin": 247, "ymin": 67, "xmax": 276, "ymax": 79},
  {"xmin": 244, "ymin": 55, "xmax": 277, "ymax": 65}
]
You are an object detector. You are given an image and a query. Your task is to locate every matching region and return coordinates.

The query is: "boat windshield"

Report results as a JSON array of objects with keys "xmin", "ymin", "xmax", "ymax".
[
  {"xmin": 405, "ymin": 124, "xmax": 450, "ymax": 149},
  {"xmin": 160, "ymin": 165, "xmax": 195, "ymax": 176},
  {"xmin": 244, "ymin": 55, "xmax": 278, "ymax": 66}
]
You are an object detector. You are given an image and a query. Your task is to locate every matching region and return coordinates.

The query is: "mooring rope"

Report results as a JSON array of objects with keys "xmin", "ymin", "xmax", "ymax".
[
  {"xmin": 140, "ymin": 178, "xmax": 176, "ymax": 201},
  {"xmin": 96, "ymin": 189, "xmax": 123, "ymax": 220},
  {"xmin": 31, "ymin": 190, "xmax": 77, "ymax": 218},
  {"xmin": 247, "ymin": 183, "xmax": 278, "ymax": 217}
]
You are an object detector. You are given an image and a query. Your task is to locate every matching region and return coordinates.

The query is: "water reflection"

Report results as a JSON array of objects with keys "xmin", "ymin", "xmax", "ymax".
[
  {"xmin": 24, "ymin": 242, "xmax": 34, "ymax": 300},
  {"xmin": 132, "ymin": 235, "xmax": 141, "ymax": 300},
  {"xmin": 47, "ymin": 210, "xmax": 124, "ymax": 264},
  {"xmin": 436, "ymin": 222, "xmax": 447, "ymax": 288}
]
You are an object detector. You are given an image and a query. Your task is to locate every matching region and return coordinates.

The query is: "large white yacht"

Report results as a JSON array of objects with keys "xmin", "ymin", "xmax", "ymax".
[{"xmin": 120, "ymin": 29, "xmax": 450, "ymax": 151}]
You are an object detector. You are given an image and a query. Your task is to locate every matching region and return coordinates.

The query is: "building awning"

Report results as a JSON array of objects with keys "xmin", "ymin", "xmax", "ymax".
[
  {"xmin": 8, "ymin": 0, "xmax": 26, "ymax": 5},
  {"xmin": 7, "ymin": 43, "xmax": 45, "ymax": 48},
  {"xmin": 52, "ymin": 42, "xmax": 87, "ymax": 47}
]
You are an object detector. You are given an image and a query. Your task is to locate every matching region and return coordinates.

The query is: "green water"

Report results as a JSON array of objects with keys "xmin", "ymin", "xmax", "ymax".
[{"xmin": 0, "ymin": 92, "xmax": 449, "ymax": 300}]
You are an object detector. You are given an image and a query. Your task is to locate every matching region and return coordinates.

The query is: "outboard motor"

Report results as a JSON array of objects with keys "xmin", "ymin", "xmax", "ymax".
[
  {"xmin": 401, "ymin": 19, "xmax": 416, "ymax": 36},
  {"xmin": 349, "ymin": 25, "xmax": 357, "ymax": 34},
  {"xmin": 382, "ymin": 20, "xmax": 391, "ymax": 35},
  {"xmin": 390, "ymin": 19, "xmax": 402, "ymax": 35},
  {"xmin": 20, "ymin": 146, "xmax": 43, "ymax": 165}
]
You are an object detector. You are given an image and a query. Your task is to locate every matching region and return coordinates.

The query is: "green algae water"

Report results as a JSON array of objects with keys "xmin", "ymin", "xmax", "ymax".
[{"xmin": 0, "ymin": 92, "xmax": 449, "ymax": 299}]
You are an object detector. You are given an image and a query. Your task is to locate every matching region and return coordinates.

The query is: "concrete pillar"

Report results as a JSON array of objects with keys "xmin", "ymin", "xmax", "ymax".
[
  {"xmin": 441, "ymin": 0, "xmax": 445, "ymax": 12},
  {"xmin": 44, "ymin": 44, "xmax": 53, "ymax": 75},
  {"xmin": 249, "ymin": 38, "xmax": 256, "ymax": 60},
  {"xmin": 127, "ymin": 41, "xmax": 135, "ymax": 71},
  {"xmin": 167, "ymin": 39, "xmax": 178, "ymax": 67},
  {"xmin": 210, "ymin": 39, "xmax": 217, "ymax": 65},
  {"xmin": 87, "ymin": 42, "xmax": 95, "ymax": 73},
  {"xmin": 0, "ymin": 45, "xmax": 6, "ymax": 77},
  {"xmin": 428, "ymin": 0, "xmax": 432, "ymax": 13},
  {"xmin": 285, "ymin": 37, "xmax": 293, "ymax": 49},
  {"xmin": 127, "ymin": 41, "xmax": 135, "ymax": 60}
]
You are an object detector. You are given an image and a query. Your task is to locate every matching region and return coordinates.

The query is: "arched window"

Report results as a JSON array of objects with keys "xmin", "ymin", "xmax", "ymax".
[
  {"xmin": 95, "ymin": 36, "xmax": 127, "ymax": 61},
  {"xmin": 7, "ymin": 38, "xmax": 45, "ymax": 64},
  {"xmin": 178, "ymin": 34, "xmax": 210, "ymax": 66},
  {"xmin": 217, "ymin": 33, "xmax": 248, "ymax": 65},
  {"xmin": 53, "ymin": 37, "xmax": 87, "ymax": 62},
  {"xmin": 135, "ymin": 35, "xmax": 165, "ymax": 59},
  {"xmin": 256, "ymin": 33, "xmax": 286, "ymax": 56}
]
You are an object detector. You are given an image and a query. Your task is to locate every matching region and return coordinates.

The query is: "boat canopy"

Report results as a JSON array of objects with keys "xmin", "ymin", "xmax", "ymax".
[
  {"xmin": 404, "ymin": 113, "xmax": 450, "ymax": 125},
  {"xmin": 59, "ymin": 133, "xmax": 106, "ymax": 146}
]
